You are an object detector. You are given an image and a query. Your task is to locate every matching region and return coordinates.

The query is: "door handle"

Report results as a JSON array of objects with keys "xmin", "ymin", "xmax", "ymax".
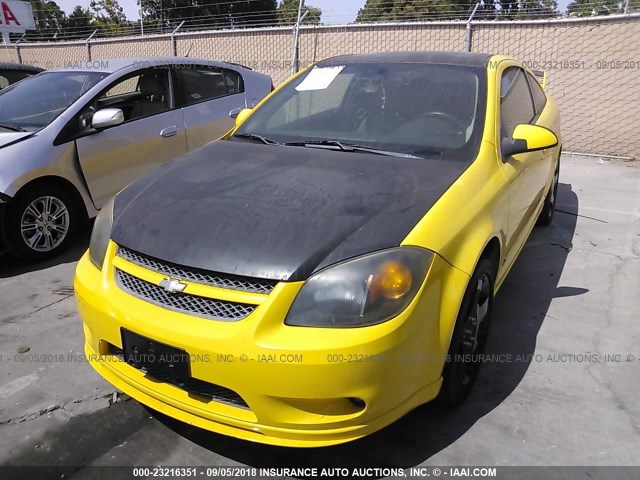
[
  {"xmin": 229, "ymin": 108, "xmax": 242, "ymax": 118},
  {"xmin": 160, "ymin": 125, "xmax": 179, "ymax": 138}
]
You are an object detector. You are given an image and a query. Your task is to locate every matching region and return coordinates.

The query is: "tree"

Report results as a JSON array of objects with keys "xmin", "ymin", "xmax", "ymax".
[
  {"xmin": 356, "ymin": 0, "xmax": 392, "ymax": 22},
  {"xmin": 514, "ymin": 0, "xmax": 558, "ymax": 18},
  {"xmin": 67, "ymin": 5, "xmax": 94, "ymax": 38},
  {"xmin": 355, "ymin": 0, "xmax": 561, "ymax": 22},
  {"xmin": 27, "ymin": 0, "xmax": 46, "ymax": 31},
  {"xmin": 41, "ymin": 0, "xmax": 67, "ymax": 32},
  {"xmin": 138, "ymin": 0, "xmax": 278, "ymax": 33},
  {"xmin": 566, "ymin": 0, "xmax": 619, "ymax": 16},
  {"xmin": 25, "ymin": 0, "xmax": 70, "ymax": 40},
  {"xmin": 89, "ymin": 0, "xmax": 127, "ymax": 34},
  {"xmin": 499, "ymin": 0, "xmax": 519, "ymax": 17},
  {"xmin": 278, "ymin": 0, "xmax": 322, "ymax": 25},
  {"xmin": 356, "ymin": 0, "xmax": 478, "ymax": 22},
  {"xmin": 232, "ymin": 0, "xmax": 278, "ymax": 27}
]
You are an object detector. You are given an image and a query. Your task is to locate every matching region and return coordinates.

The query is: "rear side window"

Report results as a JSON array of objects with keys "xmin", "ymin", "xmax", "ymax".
[
  {"xmin": 526, "ymin": 72, "xmax": 547, "ymax": 116},
  {"xmin": 500, "ymin": 67, "xmax": 535, "ymax": 137},
  {"xmin": 224, "ymin": 69, "xmax": 244, "ymax": 95},
  {"xmin": 174, "ymin": 65, "xmax": 244, "ymax": 107},
  {"xmin": 0, "ymin": 70, "xmax": 34, "ymax": 89}
]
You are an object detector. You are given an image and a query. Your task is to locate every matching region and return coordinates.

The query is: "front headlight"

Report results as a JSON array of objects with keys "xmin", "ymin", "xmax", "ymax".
[
  {"xmin": 89, "ymin": 196, "xmax": 115, "ymax": 270},
  {"xmin": 285, "ymin": 247, "xmax": 434, "ymax": 328}
]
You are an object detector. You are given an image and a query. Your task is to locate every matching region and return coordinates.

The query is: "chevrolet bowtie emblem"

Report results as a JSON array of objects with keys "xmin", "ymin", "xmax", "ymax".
[{"xmin": 159, "ymin": 277, "xmax": 187, "ymax": 294}]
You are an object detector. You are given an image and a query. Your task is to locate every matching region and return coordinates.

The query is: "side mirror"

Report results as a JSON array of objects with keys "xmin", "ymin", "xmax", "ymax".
[
  {"xmin": 234, "ymin": 108, "xmax": 253, "ymax": 127},
  {"xmin": 92, "ymin": 108, "xmax": 124, "ymax": 130},
  {"xmin": 502, "ymin": 124, "xmax": 558, "ymax": 159}
]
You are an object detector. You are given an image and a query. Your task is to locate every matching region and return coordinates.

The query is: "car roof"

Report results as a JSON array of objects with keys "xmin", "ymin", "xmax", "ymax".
[
  {"xmin": 0, "ymin": 62, "xmax": 44, "ymax": 72},
  {"xmin": 317, "ymin": 51, "xmax": 493, "ymax": 68},
  {"xmin": 48, "ymin": 57, "xmax": 250, "ymax": 74}
]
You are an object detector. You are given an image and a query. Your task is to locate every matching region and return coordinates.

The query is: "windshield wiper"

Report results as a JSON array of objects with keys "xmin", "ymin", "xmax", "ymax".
[
  {"xmin": 285, "ymin": 140, "xmax": 351, "ymax": 151},
  {"xmin": 233, "ymin": 133, "xmax": 279, "ymax": 145},
  {"xmin": 284, "ymin": 140, "xmax": 422, "ymax": 158},
  {"xmin": 0, "ymin": 123, "xmax": 26, "ymax": 132}
]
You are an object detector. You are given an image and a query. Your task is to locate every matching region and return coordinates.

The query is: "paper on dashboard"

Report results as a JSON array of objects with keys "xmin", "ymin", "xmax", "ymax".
[{"xmin": 295, "ymin": 66, "xmax": 345, "ymax": 92}]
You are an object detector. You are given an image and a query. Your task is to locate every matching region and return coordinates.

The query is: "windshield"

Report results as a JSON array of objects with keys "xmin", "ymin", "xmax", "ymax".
[
  {"xmin": 234, "ymin": 62, "xmax": 486, "ymax": 159},
  {"xmin": 0, "ymin": 71, "xmax": 108, "ymax": 131}
]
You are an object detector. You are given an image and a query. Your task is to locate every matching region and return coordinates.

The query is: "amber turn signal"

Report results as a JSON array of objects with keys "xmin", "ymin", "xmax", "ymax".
[{"xmin": 376, "ymin": 260, "xmax": 413, "ymax": 299}]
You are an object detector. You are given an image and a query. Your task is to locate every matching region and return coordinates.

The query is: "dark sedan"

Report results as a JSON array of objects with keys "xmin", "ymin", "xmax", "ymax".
[{"xmin": 0, "ymin": 62, "xmax": 43, "ymax": 90}]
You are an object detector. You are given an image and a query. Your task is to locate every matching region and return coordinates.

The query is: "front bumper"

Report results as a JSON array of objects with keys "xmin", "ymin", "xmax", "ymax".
[
  {"xmin": 0, "ymin": 193, "xmax": 9, "ymax": 254},
  {"xmin": 75, "ymin": 242, "xmax": 468, "ymax": 447}
]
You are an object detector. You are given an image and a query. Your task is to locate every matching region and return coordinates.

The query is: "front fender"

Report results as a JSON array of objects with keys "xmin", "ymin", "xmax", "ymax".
[
  {"xmin": 0, "ymin": 139, "xmax": 97, "ymax": 218},
  {"xmin": 402, "ymin": 141, "xmax": 507, "ymax": 281}
]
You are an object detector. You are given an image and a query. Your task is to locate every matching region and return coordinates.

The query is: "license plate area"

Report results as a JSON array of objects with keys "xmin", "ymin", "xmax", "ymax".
[{"xmin": 121, "ymin": 328, "xmax": 190, "ymax": 386}]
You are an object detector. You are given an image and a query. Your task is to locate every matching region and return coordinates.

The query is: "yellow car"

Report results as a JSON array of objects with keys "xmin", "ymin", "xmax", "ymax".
[{"xmin": 75, "ymin": 52, "xmax": 561, "ymax": 447}]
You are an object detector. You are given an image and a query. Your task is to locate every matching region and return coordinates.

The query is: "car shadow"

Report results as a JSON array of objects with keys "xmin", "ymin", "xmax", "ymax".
[
  {"xmin": 149, "ymin": 182, "xmax": 581, "ymax": 469},
  {"xmin": 0, "ymin": 222, "xmax": 92, "ymax": 278}
]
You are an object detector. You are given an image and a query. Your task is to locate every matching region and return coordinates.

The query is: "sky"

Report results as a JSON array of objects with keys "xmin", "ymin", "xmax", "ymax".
[{"xmin": 54, "ymin": 0, "xmax": 572, "ymax": 22}]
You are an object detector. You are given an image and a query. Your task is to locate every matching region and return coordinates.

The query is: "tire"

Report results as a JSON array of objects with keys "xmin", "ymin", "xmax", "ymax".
[
  {"xmin": 437, "ymin": 258, "xmax": 495, "ymax": 407},
  {"xmin": 537, "ymin": 156, "xmax": 560, "ymax": 227},
  {"xmin": 4, "ymin": 183, "xmax": 80, "ymax": 260}
]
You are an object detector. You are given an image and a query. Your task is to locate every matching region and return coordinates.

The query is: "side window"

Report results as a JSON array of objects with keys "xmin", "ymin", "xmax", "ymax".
[
  {"xmin": 223, "ymin": 69, "xmax": 244, "ymax": 95},
  {"xmin": 500, "ymin": 67, "xmax": 535, "ymax": 138},
  {"xmin": 13, "ymin": 71, "xmax": 33, "ymax": 83},
  {"xmin": 95, "ymin": 69, "xmax": 169, "ymax": 123},
  {"xmin": 526, "ymin": 72, "xmax": 547, "ymax": 116},
  {"xmin": 104, "ymin": 76, "xmax": 139, "ymax": 97},
  {"xmin": 0, "ymin": 71, "xmax": 32, "ymax": 89},
  {"xmin": 174, "ymin": 65, "xmax": 229, "ymax": 107}
]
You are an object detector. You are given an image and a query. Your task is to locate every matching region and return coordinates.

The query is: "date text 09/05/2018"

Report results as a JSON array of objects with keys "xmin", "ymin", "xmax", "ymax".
[{"xmin": 131, "ymin": 467, "xmax": 498, "ymax": 477}]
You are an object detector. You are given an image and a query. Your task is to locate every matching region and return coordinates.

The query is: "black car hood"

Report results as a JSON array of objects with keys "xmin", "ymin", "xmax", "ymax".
[{"xmin": 111, "ymin": 140, "xmax": 468, "ymax": 281}]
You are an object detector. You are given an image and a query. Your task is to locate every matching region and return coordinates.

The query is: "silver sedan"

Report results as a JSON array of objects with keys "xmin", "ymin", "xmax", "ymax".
[{"xmin": 0, "ymin": 57, "xmax": 272, "ymax": 259}]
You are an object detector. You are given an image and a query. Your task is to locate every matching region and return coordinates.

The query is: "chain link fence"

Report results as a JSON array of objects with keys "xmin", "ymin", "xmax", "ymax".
[{"xmin": 1, "ymin": 14, "xmax": 638, "ymax": 157}]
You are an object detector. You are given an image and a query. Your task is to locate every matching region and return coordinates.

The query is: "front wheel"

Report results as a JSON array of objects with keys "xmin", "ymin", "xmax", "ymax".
[
  {"xmin": 437, "ymin": 258, "xmax": 495, "ymax": 407},
  {"xmin": 537, "ymin": 157, "xmax": 560, "ymax": 227},
  {"xmin": 4, "ymin": 184, "xmax": 80, "ymax": 260}
]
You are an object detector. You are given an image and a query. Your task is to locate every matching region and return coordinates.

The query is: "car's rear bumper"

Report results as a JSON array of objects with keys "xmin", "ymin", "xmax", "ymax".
[{"xmin": 75, "ymin": 243, "xmax": 468, "ymax": 447}]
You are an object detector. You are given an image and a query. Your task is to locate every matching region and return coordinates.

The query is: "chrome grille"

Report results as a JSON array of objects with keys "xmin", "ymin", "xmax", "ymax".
[
  {"xmin": 115, "ymin": 269, "xmax": 256, "ymax": 321},
  {"xmin": 117, "ymin": 246, "xmax": 277, "ymax": 294}
]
